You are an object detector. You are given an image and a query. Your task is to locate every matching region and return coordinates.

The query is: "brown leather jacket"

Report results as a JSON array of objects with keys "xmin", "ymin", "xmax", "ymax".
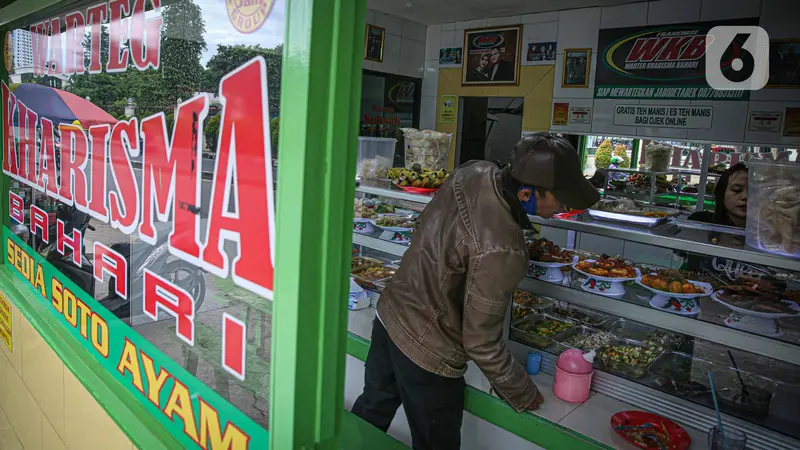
[{"xmin": 377, "ymin": 161, "xmax": 538, "ymax": 412}]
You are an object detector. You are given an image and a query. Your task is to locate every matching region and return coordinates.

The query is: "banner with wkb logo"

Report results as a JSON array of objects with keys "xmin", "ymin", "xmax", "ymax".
[{"xmin": 594, "ymin": 18, "xmax": 765, "ymax": 100}]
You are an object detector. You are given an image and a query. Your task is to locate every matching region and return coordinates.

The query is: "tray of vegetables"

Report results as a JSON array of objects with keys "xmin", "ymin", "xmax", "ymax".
[
  {"xmin": 597, "ymin": 338, "xmax": 665, "ymax": 379},
  {"xmin": 510, "ymin": 313, "xmax": 574, "ymax": 349},
  {"xmin": 553, "ymin": 325, "xmax": 616, "ymax": 354}
]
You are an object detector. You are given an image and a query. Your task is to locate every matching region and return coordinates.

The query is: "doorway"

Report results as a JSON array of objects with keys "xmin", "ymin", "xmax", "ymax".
[{"xmin": 456, "ymin": 97, "xmax": 524, "ymax": 166}]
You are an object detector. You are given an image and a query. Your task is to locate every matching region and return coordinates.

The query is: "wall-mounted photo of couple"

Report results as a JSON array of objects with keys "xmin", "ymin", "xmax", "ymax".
[{"xmin": 462, "ymin": 25, "xmax": 522, "ymax": 86}]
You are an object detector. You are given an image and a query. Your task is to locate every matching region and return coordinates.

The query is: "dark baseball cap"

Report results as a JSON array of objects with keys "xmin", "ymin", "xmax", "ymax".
[{"xmin": 510, "ymin": 133, "xmax": 600, "ymax": 210}]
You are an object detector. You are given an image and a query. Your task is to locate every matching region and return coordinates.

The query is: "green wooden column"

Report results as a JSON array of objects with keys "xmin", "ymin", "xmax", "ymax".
[{"xmin": 269, "ymin": 0, "xmax": 367, "ymax": 449}]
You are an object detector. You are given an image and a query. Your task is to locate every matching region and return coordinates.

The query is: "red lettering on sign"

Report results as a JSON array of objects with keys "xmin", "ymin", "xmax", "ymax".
[
  {"xmin": 143, "ymin": 269, "xmax": 195, "ymax": 345},
  {"xmin": 39, "ymin": 118, "xmax": 60, "ymax": 196},
  {"xmin": 56, "ymin": 219, "xmax": 83, "ymax": 267},
  {"xmin": 655, "ymin": 37, "xmax": 691, "ymax": 61},
  {"xmin": 222, "ymin": 313, "xmax": 246, "ymax": 380},
  {"xmin": 138, "ymin": 95, "xmax": 207, "ymax": 255},
  {"xmin": 17, "ymin": 101, "xmax": 39, "ymax": 186},
  {"xmin": 201, "ymin": 58, "xmax": 276, "ymax": 299},
  {"xmin": 107, "ymin": 0, "xmax": 131, "ymax": 72},
  {"xmin": 30, "ymin": 205, "xmax": 49, "ymax": 243},
  {"xmin": 58, "ymin": 124, "xmax": 90, "ymax": 208},
  {"xmin": 109, "ymin": 119, "xmax": 141, "ymax": 234},
  {"xmin": 625, "ymin": 37, "xmax": 666, "ymax": 63},
  {"xmin": 93, "ymin": 242, "xmax": 128, "ymax": 298},
  {"xmin": 86, "ymin": 3, "xmax": 108, "ymax": 74},
  {"xmin": 8, "ymin": 192, "xmax": 24, "ymax": 224},
  {"xmin": 64, "ymin": 11, "xmax": 86, "ymax": 75},
  {"xmin": 48, "ymin": 18, "xmax": 63, "ymax": 75},
  {"xmin": 88, "ymin": 125, "xmax": 111, "ymax": 221},
  {"xmin": 678, "ymin": 35, "xmax": 706, "ymax": 60},
  {"xmin": 130, "ymin": 0, "xmax": 162, "ymax": 70},
  {"xmin": 1, "ymin": 82, "xmax": 19, "ymax": 177}
]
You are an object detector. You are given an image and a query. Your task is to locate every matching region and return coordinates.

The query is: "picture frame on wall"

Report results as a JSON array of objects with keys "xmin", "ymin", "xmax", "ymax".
[
  {"xmin": 562, "ymin": 48, "xmax": 591, "ymax": 88},
  {"xmin": 767, "ymin": 39, "xmax": 800, "ymax": 88},
  {"xmin": 364, "ymin": 24, "xmax": 385, "ymax": 62},
  {"xmin": 462, "ymin": 25, "xmax": 522, "ymax": 86}
]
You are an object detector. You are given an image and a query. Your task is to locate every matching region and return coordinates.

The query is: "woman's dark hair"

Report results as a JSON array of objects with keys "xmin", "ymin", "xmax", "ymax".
[{"xmin": 712, "ymin": 162, "xmax": 747, "ymax": 226}]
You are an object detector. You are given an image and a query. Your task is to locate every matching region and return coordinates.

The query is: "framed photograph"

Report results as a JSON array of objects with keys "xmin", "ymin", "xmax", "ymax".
[
  {"xmin": 524, "ymin": 41, "xmax": 557, "ymax": 65},
  {"xmin": 439, "ymin": 47, "xmax": 463, "ymax": 66},
  {"xmin": 562, "ymin": 48, "xmax": 591, "ymax": 88},
  {"xmin": 462, "ymin": 25, "xmax": 522, "ymax": 86},
  {"xmin": 364, "ymin": 24, "xmax": 385, "ymax": 62},
  {"xmin": 767, "ymin": 39, "xmax": 800, "ymax": 88}
]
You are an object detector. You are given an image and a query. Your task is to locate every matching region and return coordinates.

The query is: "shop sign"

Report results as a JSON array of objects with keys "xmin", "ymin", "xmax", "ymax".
[
  {"xmin": 440, "ymin": 95, "xmax": 457, "ymax": 123},
  {"xmin": 227, "ymin": 0, "xmax": 275, "ymax": 33},
  {"xmin": 29, "ymin": 0, "xmax": 163, "ymax": 77},
  {"xmin": 613, "ymin": 104, "xmax": 713, "ymax": 130},
  {"xmin": 552, "ymin": 102, "xmax": 569, "ymax": 126},
  {"xmin": 439, "ymin": 47, "xmax": 462, "ymax": 66},
  {"xmin": 0, "ymin": 291, "xmax": 11, "ymax": 352},
  {"xmin": 783, "ymin": 107, "xmax": 800, "ymax": 137},
  {"xmin": 569, "ymin": 107, "xmax": 592, "ymax": 125},
  {"xmin": 748, "ymin": 111, "xmax": 782, "ymax": 132},
  {"xmin": 594, "ymin": 18, "xmax": 758, "ymax": 100},
  {"xmin": 2, "ymin": 56, "xmax": 275, "ymax": 448}
]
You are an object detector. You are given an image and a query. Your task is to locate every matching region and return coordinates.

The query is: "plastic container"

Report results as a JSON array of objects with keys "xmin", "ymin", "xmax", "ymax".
[
  {"xmin": 401, "ymin": 128, "xmax": 452, "ymax": 171},
  {"xmin": 356, "ymin": 137, "xmax": 397, "ymax": 180},
  {"xmin": 643, "ymin": 142, "xmax": 672, "ymax": 172},
  {"xmin": 554, "ymin": 349, "xmax": 595, "ymax": 403},
  {"xmin": 606, "ymin": 318, "xmax": 654, "ymax": 342},
  {"xmin": 509, "ymin": 313, "xmax": 574, "ymax": 349},
  {"xmin": 745, "ymin": 160, "xmax": 800, "ymax": 258}
]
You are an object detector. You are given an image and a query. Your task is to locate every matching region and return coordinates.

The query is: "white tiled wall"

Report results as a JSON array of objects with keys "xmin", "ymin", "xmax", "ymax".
[{"xmin": 363, "ymin": 9, "xmax": 427, "ymax": 80}]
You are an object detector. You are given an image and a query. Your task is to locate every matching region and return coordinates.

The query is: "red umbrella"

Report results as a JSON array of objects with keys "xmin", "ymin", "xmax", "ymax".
[{"xmin": 10, "ymin": 83, "xmax": 118, "ymax": 128}]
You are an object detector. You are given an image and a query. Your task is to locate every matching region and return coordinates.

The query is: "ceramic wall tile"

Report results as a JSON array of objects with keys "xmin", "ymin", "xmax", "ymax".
[
  {"xmin": 402, "ymin": 20, "xmax": 427, "ymax": 42},
  {"xmin": 422, "ymin": 60, "xmax": 439, "ymax": 96},
  {"xmin": 400, "ymin": 37, "xmax": 426, "ymax": 79},
  {"xmin": 0, "ymin": 406, "xmax": 23, "ymax": 450},
  {"xmin": 521, "ymin": 20, "xmax": 558, "ymax": 47},
  {"xmin": 425, "ymin": 25, "xmax": 441, "ymax": 61},
  {"xmin": 646, "ymin": 0, "xmax": 701, "ymax": 25},
  {"xmin": 440, "ymin": 30, "xmax": 455, "ymax": 47},
  {"xmin": 6, "ymin": 365, "xmax": 42, "ymax": 450},
  {"xmin": 42, "ymin": 418, "xmax": 66, "ymax": 450},
  {"xmin": 420, "ymin": 96, "xmax": 437, "ymax": 130},
  {"xmin": 487, "ymin": 16, "xmax": 521, "ymax": 27},
  {"xmin": 63, "ymin": 368, "xmax": 132, "ymax": 450},
  {"xmin": 442, "ymin": 22, "xmax": 455, "ymax": 31},
  {"xmin": 0, "ymin": 305, "xmax": 22, "ymax": 377},
  {"xmin": 700, "ymin": 0, "xmax": 762, "ymax": 21},
  {"xmin": 375, "ymin": 11, "xmax": 403, "ymax": 36},
  {"xmin": 600, "ymin": 2, "xmax": 648, "ymax": 29},
  {"xmin": 373, "ymin": 33, "xmax": 401, "ymax": 75},
  {"xmin": 556, "ymin": 7, "xmax": 601, "ymax": 51},
  {"xmin": 21, "ymin": 321, "xmax": 65, "ymax": 440},
  {"xmin": 456, "ymin": 19, "xmax": 487, "ymax": 31}
]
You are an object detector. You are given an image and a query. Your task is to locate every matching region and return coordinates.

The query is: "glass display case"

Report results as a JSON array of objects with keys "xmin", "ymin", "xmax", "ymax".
[{"xmin": 351, "ymin": 178, "xmax": 800, "ymax": 450}]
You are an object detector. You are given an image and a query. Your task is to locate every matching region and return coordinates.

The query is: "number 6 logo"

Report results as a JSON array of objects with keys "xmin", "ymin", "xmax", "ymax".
[{"xmin": 705, "ymin": 26, "xmax": 770, "ymax": 91}]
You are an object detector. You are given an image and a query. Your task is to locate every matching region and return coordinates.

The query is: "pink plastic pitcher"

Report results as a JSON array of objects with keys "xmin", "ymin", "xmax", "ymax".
[{"xmin": 553, "ymin": 349, "xmax": 595, "ymax": 403}]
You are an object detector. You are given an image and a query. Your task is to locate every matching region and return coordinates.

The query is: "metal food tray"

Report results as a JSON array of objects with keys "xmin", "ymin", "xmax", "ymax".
[
  {"xmin": 597, "ymin": 338, "xmax": 664, "ymax": 380},
  {"xmin": 605, "ymin": 318, "xmax": 655, "ymax": 342},
  {"xmin": 352, "ymin": 265, "xmax": 397, "ymax": 291},
  {"xmin": 552, "ymin": 325, "xmax": 615, "ymax": 354},
  {"xmin": 588, "ymin": 201, "xmax": 680, "ymax": 227},
  {"xmin": 547, "ymin": 302, "xmax": 609, "ymax": 327},
  {"xmin": 510, "ymin": 313, "xmax": 575, "ymax": 349}
]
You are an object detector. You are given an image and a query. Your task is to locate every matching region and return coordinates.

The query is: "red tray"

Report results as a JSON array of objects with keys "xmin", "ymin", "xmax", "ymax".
[
  {"xmin": 395, "ymin": 185, "xmax": 439, "ymax": 195},
  {"xmin": 610, "ymin": 411, "xmax": 691, "ymax": 450}
]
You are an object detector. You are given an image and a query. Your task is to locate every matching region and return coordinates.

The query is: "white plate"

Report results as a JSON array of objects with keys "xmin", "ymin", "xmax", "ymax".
[
  {"xmin": 572, "ymin": 260, "xmax": 641, "ymax": 282},
  {"xmin": 649, "ymin": 295, "xmax": 701, "ymax": 316},
  {"xmin": 635, "ymin": 277, "xmax": 713, "ymax": 299},
  {"xmin": 530, "ymin": 255, "xmax": 579, "ymax": 268},
  {"xmin": 710, "ymin": 291, "xmax": 800, "ymax": 318}
]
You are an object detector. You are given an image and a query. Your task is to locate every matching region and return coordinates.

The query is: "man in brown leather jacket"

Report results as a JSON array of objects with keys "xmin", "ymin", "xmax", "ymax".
[{"xmin": 352, "ymin": 133, "xmax": 599, "ymax": 449}]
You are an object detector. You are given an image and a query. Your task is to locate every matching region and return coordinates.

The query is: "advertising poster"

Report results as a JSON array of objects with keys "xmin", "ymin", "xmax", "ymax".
[
  {"xmin": 748, "ymin": 111, "xmax": 782, "ymax": 132},
  {"xmin": 0, "ymin": 292, "xmax": 11, "ymax": 351},
  {"xmin": 439, "ymin": 47, "xmax": 463, "ymax": 66},
  {"xmin": 552, "ymin": 102, "xmax": 569, "ymax": 126},
  {"xmin": 569, "ymin": 107, "xmax": 592, "ymax": 125},
  {"xmin": 462, "ymin": 25, "xmax": 522, "ymax": 85},
  {"xmin": 783, "ymin": 108, "xmax": 800, "ymax": 136},
  {"xmin": 440, "ymin": 95, "xmax": 457, "ymax": 123},
  {"xmin": 524, "ymin": 41, "xmax": 556, "ymax": 65},
  {"xmin": 594, "ymin": 18, "xmax": 758, "ymax": 100},
  {"xmin": 613, "ymin": 104, "xmax": 713, "ymax": 129}
]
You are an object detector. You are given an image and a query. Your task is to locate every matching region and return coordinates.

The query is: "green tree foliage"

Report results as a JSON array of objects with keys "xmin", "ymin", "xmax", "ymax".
[
  {"xmin": 204, "ymin": 114, "xmax": 221, "ymax": 152},
  {"xmin": 204, "ymin": 44, "xmax": 282, "ymax": 111},
  {"xmin": 270, "ymin": 117, "xmax": 279, "ymax": 155},
  {"xmin": 612, "ymin": 144, "xmax": 631, "ymax": 168},
  {"xmin": 160, "ymin": 0, "xmax": 207, "ymax": 105},
  {"xmin": 595, "ymin": 139, "xmax": 613, "ymax": 168}
]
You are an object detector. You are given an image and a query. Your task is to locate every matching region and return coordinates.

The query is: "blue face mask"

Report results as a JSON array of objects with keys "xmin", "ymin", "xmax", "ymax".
[{"xmin": 519, "ymin": 186, "xmax": 537, "ymax": 215}]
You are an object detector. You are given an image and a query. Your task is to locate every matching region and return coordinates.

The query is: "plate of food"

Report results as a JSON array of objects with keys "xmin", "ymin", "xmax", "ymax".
[
  {"xmin": 573, "ymin": 258, "xmax": 640, "ymax": 297},
  {"xmin": 711, "ymin": 275, "xmax": 800, "ymax": 336},
  {"xmin": 610, "ymin": 411, "xmax": 691, "ymax": 450},
  {"xmin": 527, "ymin": 238, "xmax": 578, "ymax": 283},
  {"xmin": 352, "ymin": 266, "xmax": 396, "ymax": 291},
  {"xmin": 637, "ymin": 270, "xmax": 713, "ymax": 299},
  {"xmin": 351, "ymin": 256, "xmax": 385, "ymax": 274},
  {"xmin": 589, "ymin": 198, "xmax": 679, "ymax": 227},
  {"xmin": 370, "ymin": 214, "xmax": 417, "ymax": 232},
  {"xmin": 388, "ymin": 166, "xmax": 448, "ymax": 194}
]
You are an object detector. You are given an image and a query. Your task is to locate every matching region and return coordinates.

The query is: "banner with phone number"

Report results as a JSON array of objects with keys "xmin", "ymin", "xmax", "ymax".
[{"xmin": 3, "ymin": 227, "xmax": 267, "ymax": 449}]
